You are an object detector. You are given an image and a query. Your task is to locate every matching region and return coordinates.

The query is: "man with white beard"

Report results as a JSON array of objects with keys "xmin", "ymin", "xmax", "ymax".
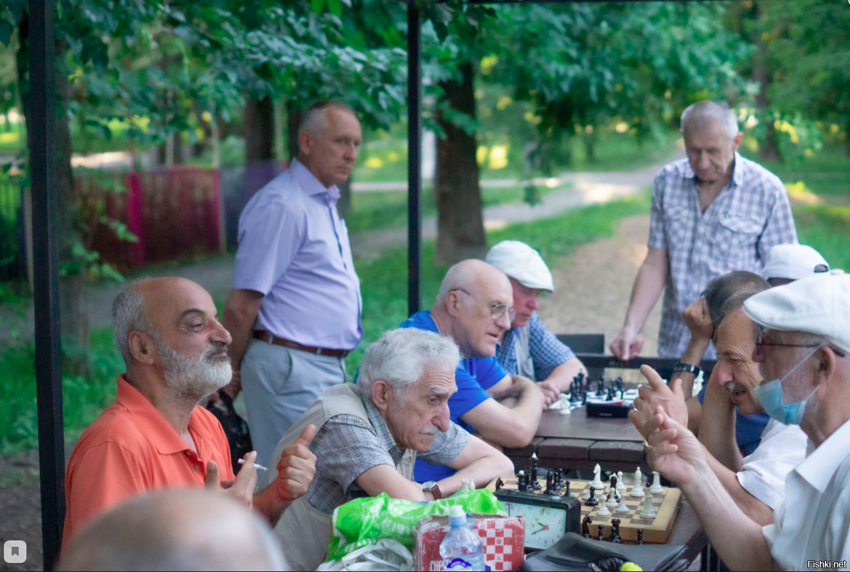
[{"xmin": 63, "ymin": 278, "xmax": 316, "ymax": 544}]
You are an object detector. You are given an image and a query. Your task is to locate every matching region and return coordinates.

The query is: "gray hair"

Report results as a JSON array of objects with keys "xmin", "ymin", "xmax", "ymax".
[
  {"xmin": 298, "ymin": 100, "xmax": 355, "ymax": 141},
  {"xmin": 112, "ymin": 281, "xmax": 156, "ymax": 366},
  {"xmin": 680, "ymin": 101, "xmax": 739, "ymax": 140},
  {"xmin": 358, "ymin": 329, "xmax": 462, "ymax": 400},
  {"xmin": 703, "ymin": 271, "xmax": 769, "ymax": 326}
]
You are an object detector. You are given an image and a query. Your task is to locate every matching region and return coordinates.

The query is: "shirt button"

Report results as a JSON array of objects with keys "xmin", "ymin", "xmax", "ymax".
[{"xmin": 193, "ymin": 465, "xmax": 200, "ymax": 471}]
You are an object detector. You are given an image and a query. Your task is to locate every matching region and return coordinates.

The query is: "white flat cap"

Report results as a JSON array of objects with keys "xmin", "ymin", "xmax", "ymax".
[
  {"xmin": 743, "ymin": 270, "xmax": 850, "ymax": 353},
  {"xmin": 485, "ymin": 240, "xmax": 554, "ymax": 293},
  {"xmin": 762, "ymin": 244, "xmax": 829, "ymax": 281}
]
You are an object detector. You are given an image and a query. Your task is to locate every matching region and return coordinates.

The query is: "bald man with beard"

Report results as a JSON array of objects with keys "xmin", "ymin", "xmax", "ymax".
[{"xmin": 63, "ymin": 278, "xmax": 316, "ymax": 544}]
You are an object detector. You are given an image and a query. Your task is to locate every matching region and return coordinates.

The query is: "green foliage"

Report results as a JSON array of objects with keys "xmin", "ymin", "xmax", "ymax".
[{"xmin": 795, "ymin": 203, "xmax": 850, "ymax": 273}]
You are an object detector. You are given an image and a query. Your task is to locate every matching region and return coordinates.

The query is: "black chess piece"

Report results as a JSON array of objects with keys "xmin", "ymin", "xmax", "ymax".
[
  {"xmin": 530, "ymin": 456, "xmax": 541, "ymax": 490},
  {"xmin": 564, "ymin": 480, "xmax": 570, "ymax": 497},
  {"xmin": 637, "ymin": 529, "xmax": 644, "ymax": 545},
  {"xmin": 495, "ymin": 477, "xmax": 504, "ymax": 491},
  {"xmin": 582, "ymin": 515, "xmax": 593, "ymax": 538},
  {"xmin": 582, "ymin": 390, "xmax": 589, "ymax": 406},
  {"xmin": 597, "ymin": 375, "xmax": 605, "ymax": 396},
  {"xmin": 609, "ymin": 474, "xmax": 618, "ymax": 491},
  {"xmin": 611, "ymin": 519, "xmax": 622, "ymax": 543},
  {"xmin": 585, "ymin": 485, "xmax": 598, "ymax": 506},
  {"xmin": 606, "ymin": 386, "xmax": 615, "ymax": 401},
  {"xmin": 545, "ymin": 472, "xmax": 553, "ymax": 495},
  {"xmin": 596, "ymin": 524, "xmax": 604, "ymax": 542}
]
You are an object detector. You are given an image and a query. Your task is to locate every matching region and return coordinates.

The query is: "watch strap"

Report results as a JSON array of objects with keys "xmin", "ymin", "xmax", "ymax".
[{"xmin": 672, "ymin": 362, "xmax": 701, "ymax": 376}]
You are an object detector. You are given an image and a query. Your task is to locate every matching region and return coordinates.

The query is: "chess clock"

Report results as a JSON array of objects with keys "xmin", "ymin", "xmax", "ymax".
[{"xmin": 494, "ymin": 488, "xmax": 581, "ymax": 549}]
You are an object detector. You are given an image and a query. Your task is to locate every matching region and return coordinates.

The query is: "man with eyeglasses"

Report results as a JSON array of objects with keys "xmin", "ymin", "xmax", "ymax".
[
  {"xmin": 399, "ymin": 260, "xmax": 548, "ymax": 482},
  {"xmin": 641, "ymin": 270, "xmax": 850, "ymax": 570},
  {"xmin": 485, "ymin": 241, "xmax": 587, "ymax": 404}
]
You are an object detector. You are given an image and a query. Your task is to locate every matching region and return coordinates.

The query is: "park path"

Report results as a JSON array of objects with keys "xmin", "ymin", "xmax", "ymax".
[{"xmin": 0, "ymin": 149, "xmax": 682, "ymax": 341}]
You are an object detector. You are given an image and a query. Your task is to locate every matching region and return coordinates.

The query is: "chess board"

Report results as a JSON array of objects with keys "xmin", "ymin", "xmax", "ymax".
[{"xmin": 492, "ymin": 477, "xmax": 682, "ymax": 544}]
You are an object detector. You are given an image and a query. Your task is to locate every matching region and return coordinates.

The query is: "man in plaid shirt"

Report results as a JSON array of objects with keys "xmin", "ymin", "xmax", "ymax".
[
  {"xmin": 611, "ymin": 101, "xmax": 797, "ymax": 361},
  {"xmin": 487, "ymin": 241, "xmax": 587, "ymax": 404}
]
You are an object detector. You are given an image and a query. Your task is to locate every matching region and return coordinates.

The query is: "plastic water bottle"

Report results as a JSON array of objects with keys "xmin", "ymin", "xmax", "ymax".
[{"xmin": 440, "ymin": 505, "xmax": 486, "ymax": 571}]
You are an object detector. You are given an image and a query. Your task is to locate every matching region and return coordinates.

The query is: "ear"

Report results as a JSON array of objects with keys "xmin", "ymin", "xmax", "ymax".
[
  {"xmin": 128, "ymin": 331, "xmax": 156, "ymax": 365},
  {"xmin": 815, "ymin": 347, "xmax": 839, "ymax": 384},
  {"xmin": 371, "ymin": 381, "xmax": 391, "ymax": 411},
  {"xmin": 299, "ymin": 129, "xmax": 313, "ymax": 157},
  {"xmin": 731, "ymin": 132, "xmax": 744, "ymax": 152},
  {"xmin": 444, "ymin": 291, "xmax": 462, "ymax": 318}
]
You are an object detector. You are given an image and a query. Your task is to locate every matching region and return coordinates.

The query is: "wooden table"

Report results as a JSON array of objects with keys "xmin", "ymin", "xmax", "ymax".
[{"xmin": 505, "ymin": 408, "xmax": 651, "ymax": 474}]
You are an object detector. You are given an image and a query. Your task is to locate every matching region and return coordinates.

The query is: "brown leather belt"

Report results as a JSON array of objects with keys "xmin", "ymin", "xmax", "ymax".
[{"xmin": 253, "ymin": 330, "xmax": 349, "ymax": 358}]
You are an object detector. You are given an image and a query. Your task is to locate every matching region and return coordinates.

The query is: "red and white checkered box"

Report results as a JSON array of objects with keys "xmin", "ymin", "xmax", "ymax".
[{"xmin": 414, "ymin": 514, "xmax": 525, "ymax": 571}]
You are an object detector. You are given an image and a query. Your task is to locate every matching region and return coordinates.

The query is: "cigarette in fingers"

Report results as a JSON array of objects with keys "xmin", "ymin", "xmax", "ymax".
[{"xmin": 238, "ymin": 458, "xmax": 268, "ymax": 471}]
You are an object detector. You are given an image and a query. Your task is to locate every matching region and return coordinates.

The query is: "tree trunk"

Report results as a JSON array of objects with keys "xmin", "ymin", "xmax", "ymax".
[
  {"xmin": 434, "ymin": 62, "xmax": 486, "ymax": 264},
  {"xmin": 753, "ymin": 4, "xmax": 781, "ymax": 163},
  {"xmin": 244, "ymin": 96, "xmax": 275, "ymax": 162},
  {"xmin": 17, "ymin": 13, "xmax": 90, "ymax": 354}
]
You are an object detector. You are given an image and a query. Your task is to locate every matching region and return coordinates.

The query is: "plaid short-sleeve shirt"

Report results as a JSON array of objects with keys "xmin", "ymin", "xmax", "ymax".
[
  {"xmin": 648, "ymin": 153, "xmax": 797, "ymax": 357},
  {"xmin": 305, "ymin": 397, "xmax": 470, "ymax": 514},
  {"xmin": 496, "ymin": 313, "xmax": 576, "ymax": 381}
]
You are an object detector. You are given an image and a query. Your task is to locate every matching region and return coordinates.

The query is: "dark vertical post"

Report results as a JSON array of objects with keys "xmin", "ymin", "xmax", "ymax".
[
  {"xmin": 29, "ymin": 0, "xmax": 66, "ymax": 567},
  {"xmin": 407, "ymin": 2, "xmax": 422, "ymax": 317}
]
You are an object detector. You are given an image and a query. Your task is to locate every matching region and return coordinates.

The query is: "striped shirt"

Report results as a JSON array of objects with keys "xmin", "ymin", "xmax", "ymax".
[
  {"xmin": 648, "ymin": 153, "xmax": 797, "ymax": 357},
  {"xmin": 496, "ymin": 313, "xmax": 576, "ymax": 381}
]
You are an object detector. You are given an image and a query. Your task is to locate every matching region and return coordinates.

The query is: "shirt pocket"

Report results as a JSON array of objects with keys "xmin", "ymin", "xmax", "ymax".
[
  {"xmin": 711, "ymin": 214, "xmax": 763, "ymax": 272},
  {"xmin": 663, "ymin": 206, "xmax": 691, "ymax": 249}
]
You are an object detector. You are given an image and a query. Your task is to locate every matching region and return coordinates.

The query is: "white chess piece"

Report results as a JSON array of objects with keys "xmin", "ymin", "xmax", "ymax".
[
  {"xmin": 559, "ymin": 394, "xmax": 571, "ymax": 415},
  {"xmin": 650, "ymin": 471, "xmax": 664, "ymax": 494},
  {"xmin": 629, "ymin": 467, "xmax": 645, "ymax": 497},
  {"xmin": 591, "ymin": 464, "xmax": 604, "ymax": 489},
  {"xmin": 606, "ymin": 488, "xmax": 619, "ymax": 508},
  {"xmin": 639, "ymin": 485, "xmax": 657, "ymax": 519},
  {"xmin": 616, "ymin": 471, "xmax": 626, "ymax": 493},
  {"xmin": 596, "ymin": 494, "xmax": 611, "ymax": 516},
  {"xmin": 615, "ymin": 494, "xmax": 630, "ymax": 513}
]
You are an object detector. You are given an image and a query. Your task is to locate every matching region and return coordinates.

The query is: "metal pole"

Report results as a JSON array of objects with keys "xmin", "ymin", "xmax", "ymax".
[
  {"xmin": 407, "ymin": 3, "xmax": 422, "ymax": 317},
  {"xmin": 29, "ymin": 0, "xmax": 66, "ymax": 567}
]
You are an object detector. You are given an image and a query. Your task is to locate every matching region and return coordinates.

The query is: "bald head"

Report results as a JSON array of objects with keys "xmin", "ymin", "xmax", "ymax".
[
  {"xmin": 435, "ymin": 259, "xmax": 512, "ymax": 307},
  {"xmin": 59, "ymin": 489, "xmax": 287, "ymax": 571},
  {"xmin": 680, "ymin": 101, "xmax": 739, "ymax": 140}
]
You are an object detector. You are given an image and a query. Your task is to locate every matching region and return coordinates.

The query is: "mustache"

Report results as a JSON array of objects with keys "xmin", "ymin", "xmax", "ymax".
[
  {"xmin": 205, "ymin": 342, "xmax": 229, "ymax": 359},
  {"xmin": 420, "ymin": 426, "xmax": 440, "ymax": 436}
]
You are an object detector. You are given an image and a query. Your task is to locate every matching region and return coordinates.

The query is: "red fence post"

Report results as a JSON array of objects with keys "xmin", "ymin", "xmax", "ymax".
[{"xmin": 126, "ymin": 171, "xmax": 145, "ymax": 267}]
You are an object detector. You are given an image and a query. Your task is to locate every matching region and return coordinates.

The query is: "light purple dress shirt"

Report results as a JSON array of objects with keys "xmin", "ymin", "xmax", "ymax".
[{"xmin": 234, "ymin": 159, "xmax": 362, "ymax": 350}]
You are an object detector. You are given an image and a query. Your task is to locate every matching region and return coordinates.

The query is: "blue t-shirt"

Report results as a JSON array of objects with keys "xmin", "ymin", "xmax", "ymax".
[
  {"xmin": 399, "ymin": 311, "xmax": 507, "ymax": 482},
  {"xmin": 697, "ymin": 386, "xmax": 770, "ymax": 456}
]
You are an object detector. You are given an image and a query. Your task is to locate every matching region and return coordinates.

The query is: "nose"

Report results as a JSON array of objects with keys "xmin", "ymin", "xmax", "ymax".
[
  {"xmin": 345, "ymin": 142, "xmax": 357, "ymax": 161},
  {"xmin": 528, "ymin": 296, "xmax": 539, "ymax": 311},
  {"xmin": 212, "ymin": 320, "xmax": 232, "ymax": 346},
  {"xmin": 714, "ymin": 363, "xmax": 733, "ymax": 385},
  {"xmin": 496, "ymin": 311, "xmax": 512, "ymax": 330},
  {"xmin": 434, "ymin": 403, "xmax": 451, "ymax": 433}
]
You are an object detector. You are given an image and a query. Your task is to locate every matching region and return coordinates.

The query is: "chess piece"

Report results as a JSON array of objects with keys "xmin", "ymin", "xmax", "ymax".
[
  {"xmin": 639, "ymin": 485, "xmax": 657, "ymax": 519},
  {"xmin": 596, "ymin": 494, "xmax": 611, "ymax": 516},
  {"xmin": 615, "ymin": 493, "xmax": 630, "ymax": 513},
  {"xmin": 597, "ymin": 375, "xmax": 605, "ymax": 396},
  {"xmin": 585, "ymin": 485, "xmax": 599, "ymax": 507},
  {"xmin": 530, "ymin": 455, "xmax": 541, "ymax": 490},
  {"xmin": 560, "ymin": 393, "xmax": 571, "ymax": 415},
  {"xmin": 563, "ymin": 480, "xmax": 570, "ymax": 497},
  {"xmin": 629, "ymin": 467, "xmax": 645, "ymax": 497},
  {"xmin": 596, "ymin": 524, "xmax": 604, "ymax": 542},
  {"xmin": 605, "ymin": 488, "xmax": 618, "ymax": 508},
  {"xmin": 606, "ymin": 386, "xmax": 615, "ymax": 401},
  {"xmin": 616, "ymin": 471, "xmax": 626, "ymax": 493},
  {"xmin": 545, "ymin": 472, "xmax": 553, "ymax": 495},
  {"xmin": 582, "ymin": 515, "xmax": 593, "ymax": 538},
  {"xmin": 611, "ymin": 519, "xmax": 622, "ymax": 543},
  {"xmin": 609, "ymin": 474, "xmax": 618, "ymax": 493},
  {"xmin": 591, "ymin": 464, "xmax": 604, "ymax": 489},
  {"xmin": 581, "ymin": 389, "xmax": 589, "ymax": 406},
  {"xmin": 650, "ymin": 471, "xmax": 664, "ymax": 494},
  {"xmin": 495, "ymin": 477, "xmax": 504, "ymax": 491},
  {"xmin": 637, "ymin": 529, "xmax": 644, "ymax": 545}
]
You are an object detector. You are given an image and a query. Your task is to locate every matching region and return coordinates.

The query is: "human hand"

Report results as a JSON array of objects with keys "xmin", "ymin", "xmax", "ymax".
[
  {"xmin": 609, "ymin": 326, "xmax": 644, "ymax": 361},
  {"xmin": 490, "ymin": 375, "xmax": 531, "ymax": 401},
  {"xmin": 273, "ymin": 424, "xmax": 317, "ymax": 502},
  {"xmin": 205, "ymin": 451, "xmax": 258, "ymax": 508},
  {"xmin": 629, "ymin": 365, "xmax": 688, "ymax": 438},
  {"xmin": 537, "ymin": 381, "xmax": 560, "ymax": 408},
  {"xmin": 643, "ymin": 406, "xmax": 706, "ymax": 486},
  {"xmin": 683, "ymin": 298, "xmax": 714, "ymax": 344}
]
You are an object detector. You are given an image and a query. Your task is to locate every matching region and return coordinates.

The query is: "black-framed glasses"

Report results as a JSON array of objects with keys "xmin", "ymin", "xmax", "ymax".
[
  {"xmin": 755, "ymin": 335, "xmax": 820, "ymax": 350},
  {"xmin": 453, "ymin": 288, "xmax": 516, "ymax": 322}
]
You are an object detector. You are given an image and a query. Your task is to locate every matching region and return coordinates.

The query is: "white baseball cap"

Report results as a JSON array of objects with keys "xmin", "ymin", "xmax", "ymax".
[
  {"xmin": 485, "ymin": 241, "xmax": 554, "ymax": 293},
  {"xmin": 743, "ymin": 270, "xmax": 850, "ymax": 353},
  {"xmin": 762, "ymin": 244, "xmax": 829, "ymax": 281}
]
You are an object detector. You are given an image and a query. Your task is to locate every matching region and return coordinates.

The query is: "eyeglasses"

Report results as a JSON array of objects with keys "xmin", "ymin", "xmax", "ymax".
[
  {"xmin": 755, "ymin": 335, "xmax": 820, "ymax": 350},
  {"xmin": 453, "ymin": 288, "xmax": 516, "ymax": 323}
]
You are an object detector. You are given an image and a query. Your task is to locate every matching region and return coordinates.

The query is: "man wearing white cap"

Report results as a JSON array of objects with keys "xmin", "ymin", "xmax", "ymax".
[
  {"xmin": 762, "ymin": 243, "xmax": 829, "ymax": 287},
  {"xmin": 486, "ymin": 241, "xmax": 587, "ymax": 399},
  {"xmin": 641, "ymin": 271, "xmax": 850, "ymax": 570}
]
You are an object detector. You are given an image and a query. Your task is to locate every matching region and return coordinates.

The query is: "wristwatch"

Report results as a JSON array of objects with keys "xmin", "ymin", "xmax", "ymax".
[
  {"xmin": 672, "ymin": 362, "xmax": 701, "ymax": 377},
  {"xmin": 422, "ymin": 481, "xmax": 443, "ymax": 500}
]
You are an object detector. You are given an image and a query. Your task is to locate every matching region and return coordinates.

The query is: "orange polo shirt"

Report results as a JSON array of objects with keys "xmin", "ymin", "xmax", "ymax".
[{"xmin": 63, "ymin": 375, "xmax": 235, "ymax": 544}]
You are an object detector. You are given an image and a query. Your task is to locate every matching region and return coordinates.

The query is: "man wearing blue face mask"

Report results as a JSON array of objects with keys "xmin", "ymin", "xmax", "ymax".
[{"xmin": 640, "ymin": 270, "xmax": 850, "ymax": 571}]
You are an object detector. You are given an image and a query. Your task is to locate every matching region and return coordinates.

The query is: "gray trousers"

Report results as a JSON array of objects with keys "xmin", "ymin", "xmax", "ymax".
[{"xmin": 241, "ymin": 339, "xmax": 346, "ymax": 468}]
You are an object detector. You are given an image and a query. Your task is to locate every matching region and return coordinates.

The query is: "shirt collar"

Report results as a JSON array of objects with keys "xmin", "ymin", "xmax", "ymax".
[
  {"xmin": 290, "ymin": 158, "xmax": 340, "ymax": 200},
  {"xmin": 116, "ymin": 375, "xmax": 209, "ymax": 456},
  {"xmin": 363, "ymin": 396, "xmax": 405, "ymax": 462},
  {"xmin": 682, "ymin": 152, "xmax": 744, "ymax": 189},
  {"xmin": 795, "ymin": 418, "xmax": 850, "ymax": 492}
]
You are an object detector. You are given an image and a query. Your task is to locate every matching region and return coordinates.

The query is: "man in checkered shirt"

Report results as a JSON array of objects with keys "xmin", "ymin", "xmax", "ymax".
[
  {"xmin": 261, "ymin": 328, "xmax": 513, "ymax": 570},
  {"xmin": 486, "ymin": 241, "xmax": 588, "ymax": 404},
  {"xmin": 611, "ymin": 101, "xmax": 797, "ymax": 361}
]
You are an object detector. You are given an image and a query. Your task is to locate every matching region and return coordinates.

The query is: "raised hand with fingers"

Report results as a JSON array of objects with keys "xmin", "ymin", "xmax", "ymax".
[
  {"xmin": 205, "ymin": 451, "xmax": 258, "ymax": 508},
  {"xmin": 273, "ymin": 424, "xmax": 317, "ymax": 502},
  {"xmin": 609, "ymin": 326, "xmax": 644, "ymax": 361},
  {"xmin": 644, "ymin": 406, "xmax": 706, "ymax": 486},
  {"xmin": 682, "ymin": 297, "xmax": 714, "ymax": 343},
  {"xmin": 629, "ymin": 365, "xmax": 688, "ymax": 438}
]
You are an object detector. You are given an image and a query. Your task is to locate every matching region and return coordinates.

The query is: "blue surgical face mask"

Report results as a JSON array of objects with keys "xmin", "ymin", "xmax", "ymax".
[{"xmin": 753, "ymin": 345, "xmax": 822, "ymax": 425}]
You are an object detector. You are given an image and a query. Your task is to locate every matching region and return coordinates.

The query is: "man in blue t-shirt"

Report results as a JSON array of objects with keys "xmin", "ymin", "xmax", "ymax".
[{"xmin": 400, "ymin": 260, "xmax": 548, "ymax": 482}]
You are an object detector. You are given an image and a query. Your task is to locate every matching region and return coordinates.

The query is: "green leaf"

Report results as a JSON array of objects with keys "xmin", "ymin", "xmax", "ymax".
[
  {"xmin": 311, "ymin": 0, "xmax": 326, "ymax": 15},
  {"xmin": 327, "ymin": 0, "xmax": 342, "ymax": 18}
]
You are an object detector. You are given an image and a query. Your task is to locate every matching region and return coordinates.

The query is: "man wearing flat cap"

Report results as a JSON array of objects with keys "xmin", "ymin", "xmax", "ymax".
[
  {"xmin": 761, "ymin": 243, "xmax": 829, "ymax": 287},
  {"xmin": 641, "ymin": 270, "xmax": 850, "ymax": 570},
  {"xmin": 486, "ymin": 241, "xmax": 587, "ymax": 402}
]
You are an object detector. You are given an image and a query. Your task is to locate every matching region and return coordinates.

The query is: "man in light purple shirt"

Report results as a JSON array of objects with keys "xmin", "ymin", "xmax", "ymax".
[{"xmin": 221, "ymin": 101, "xmax": 363, "ymax": 467}]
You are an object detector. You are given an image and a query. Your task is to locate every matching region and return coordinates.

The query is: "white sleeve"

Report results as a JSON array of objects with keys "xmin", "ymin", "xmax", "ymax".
[{"xmin": 737, "ymin": 423, "xmax": 808, "ymax": 509}]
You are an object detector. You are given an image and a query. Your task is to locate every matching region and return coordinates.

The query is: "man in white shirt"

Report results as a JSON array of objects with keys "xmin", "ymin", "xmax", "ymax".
[{"xmin": 641, "ymin": 271, "xmax": 850, "ymax": 570}]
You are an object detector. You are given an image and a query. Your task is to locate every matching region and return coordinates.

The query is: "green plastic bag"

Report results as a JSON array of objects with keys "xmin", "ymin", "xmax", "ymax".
[{"xmin": 326, "ymin": 489, "xmax": 505, "ymax": 563}]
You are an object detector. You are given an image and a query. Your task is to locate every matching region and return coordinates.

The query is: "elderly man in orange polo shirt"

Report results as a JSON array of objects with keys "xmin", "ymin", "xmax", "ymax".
[{"xmin": 63, "ymin": 277, "xmax": 316, "ymax": 544}]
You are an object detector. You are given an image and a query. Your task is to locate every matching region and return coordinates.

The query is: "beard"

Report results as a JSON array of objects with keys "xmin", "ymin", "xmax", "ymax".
[{"xmin": 155, "ymin": 338, "xmax": 232, "ymax": 399}]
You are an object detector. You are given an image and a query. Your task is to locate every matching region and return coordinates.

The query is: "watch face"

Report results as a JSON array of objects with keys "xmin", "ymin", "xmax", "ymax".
[{"xmin": 502, "ymin": 501, "xmax": 567, "ymax": 549}]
